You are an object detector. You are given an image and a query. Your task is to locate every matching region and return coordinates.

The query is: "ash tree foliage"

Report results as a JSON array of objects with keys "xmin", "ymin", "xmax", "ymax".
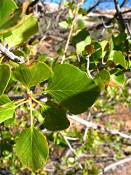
[{"xmin": 0, "ymin": 0, "xmax": 130, "ymax": 172}]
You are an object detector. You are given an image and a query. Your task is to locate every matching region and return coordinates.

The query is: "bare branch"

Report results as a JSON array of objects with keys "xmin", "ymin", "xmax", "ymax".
[
  {"xmin": 113, "ymin": 0, "xmax": 126, "ymax": 31},
  {"xmin": 86, "ymin": 0, "xmax": 100, "ymax": 13},
  {"xmin": 9, "ymin": 94, "xmax": 47, "ymax": 101},
  {"xmin": 86, "ymin": 55, "xmax": 93, "ymax": 78},
  {"xmin": 0, "ymin": 43, "xmax": 25, "ymax": 64},
  {"xmin": 99, "ymin": 156, "xmax": 131, "ymax": 175},
  {"xmin": 120, "ymin": 0, "xmax": 128, "ymax": 8},
  {"xmin": 91, "ymin": 8, "xmax": 131, "ymax": 31},
  {"xmin": 67, "ymin": 114, "xmax": 131, "ymax": 140},
  {"xmin": 60, "ymin": 133, "xmax": 83, "ymax": 169},
  {"xmin": 61, "ymin": 0, "xmax": 85, "ymax": 64}
]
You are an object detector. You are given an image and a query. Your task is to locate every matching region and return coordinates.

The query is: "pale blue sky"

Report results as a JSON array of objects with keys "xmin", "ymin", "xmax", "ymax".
[{"xmin": 43, "ymin": 0, "xmax": 131, "ymax": 9}]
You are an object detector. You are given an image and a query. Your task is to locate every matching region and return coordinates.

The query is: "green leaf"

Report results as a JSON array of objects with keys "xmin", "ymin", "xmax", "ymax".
[
  {"xmin": 47, "ymin": 64, "xmax": 100, "ymax": 114},
  {"xmin": 0, "ymin": 64, "xmax": 11, "ymax": 94},
  {"xmin": 109, "ymin": 50, "xmax": 127, "ymax": 69},
  {"xmin": 76, "ymin": 35, "xmax": 91, "ymax": 54},
  {"xmin": 99, "ymin": 40, "xmax": 108, "ymax": 57},
  {"xmin": 15, "ymin": 127, "xmax": 49, "ymax": 171},
  {"xmin": 59, "ymin": 21, "xmax": 69, "ymax": 29},
  {"xmin": 0, "ymin": 9, "xmax": 22, "ymax": 33},
  {"xmin": 110, "ymin": 68, "xmax": 125, "ymax": 86},
  {"xmin": 76, "ymin": 14, "xmax": 86, "ymax": 30},
  {"xmin": 43, "ymin": 105, "xmax": 70, "ymax": 131},
  {"xmin": 14, "ymin": 62, "xmax": 51, "ymax": 88},
  {"xmin": 90, "ymin": 42, "xmax": 102, "ymax": 62},
  {"xmin": 72, "ymin": 28, "xmax": 91, "ymax": 46},
  {"xmin": 2, "ymin": 15, "xmax": 38, "ymax": 47},
  {"xmin": 0, "ymin": 0, "xmax": 17, "ymax": 27},
  {"xmin": 0, "ymin": 94, "xmax": 15, "ymax": 123},
  {"xmin": 112, "ymin": 33, "xmax": 127, "ymax": 51},
  {"xmin": 72, "ymin": 28, "xmax": 91, "ymax": 54},
  {"xmin": 95, "ymin": 70, "xmax": 110, "ymax": 89}
]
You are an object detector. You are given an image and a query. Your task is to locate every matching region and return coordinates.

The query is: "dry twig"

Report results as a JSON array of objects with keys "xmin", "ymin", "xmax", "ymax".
[
  {"xmin": 67, "ymin": 114, "xmax": 131, "ymax": 140},
  {"xmin": 0, "ymin": 43, "xmax": 24, "ymax": 64},
  {"xmin": 61, "ymin": 0, "xmax": 85, "ymax": 64},
  {"xmin": 99, "ymin": 156, "xmax": 131, "ymax": 175}
]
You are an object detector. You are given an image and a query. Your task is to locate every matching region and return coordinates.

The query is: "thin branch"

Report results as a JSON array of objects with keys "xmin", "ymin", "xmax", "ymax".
[
  {"xmin": 0, "ymin": 43, "xmax": 25, "ymax": 64},
  {"xmin": 67, "ymin": 114, "xmax": 131, "ymax": 140},
  {"xmin": 86, "ymin": 55, "xmax": 93, "ymax": 78},
  {"xmin": 126, "ymin": 78, "xmax": 131, "ymax": 85},
  {"xmin": 61, "ymin": 0, "xmax": 85, "ymax": 64},
  {"xmin": 64, "ymin": 136, "xmax": 79, "ymax": 141},
  {"xmin": 92, "ymin": 7, "xmax": 130, "ymax": 31},
  {"xmin": 9, "ymin": 95, "xmax": 25, "ymax": 101},
  {"xmin": 83, "ymin": 111, "xmax": 92, "ymax": 141},
  {"xmin": 120, "ymin": 0, "xmax": 128, "ymax": 8},
  {"xmin": 99, "ymin": 156, "xmax": 131, "ymax": 175},
  {"xmin": 113, "ymin": 0, "xmax": 126, "ymax": 31},
  {"xmin": 86, "ymin": 0, "xmax": 100, "ymax": 13},
  {"xmin": 125, "ymin": 23, "xmax": 131, "ymax": 37},
  {"xmin": 122, "ymin": 9, "xmax": 131, "ymax": 14},
  {"xmin": 86, "ymin": 0, "xmax": 127, "ymax": 14},
  {"xmin": 9, "ymin": 94, "xmax": 46, "ymax": 101},
  {"xmin": 61, "ymin": 15, "xmax": 76, "ymax": 64},
  {"xmin": 60, "ymin": 133, "xmax": 83, "ymax": 169}
]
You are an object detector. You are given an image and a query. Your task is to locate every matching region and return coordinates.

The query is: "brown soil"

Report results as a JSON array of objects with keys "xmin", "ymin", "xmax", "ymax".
[{"xmin": 106, "ymin": 162, "xmax": 131, "ymax": 175}]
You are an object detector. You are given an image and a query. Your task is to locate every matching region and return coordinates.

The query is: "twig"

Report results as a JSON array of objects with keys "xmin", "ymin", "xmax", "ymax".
[
  {"xmin": 86, "ymin": 55, "xmax": 93, "ymax": 78},
  {"xmin": 83, "ymin": 127, "xmax": 89, "ymax": 142},
  {"xmin": 99, "ymin": 156, "xmax": 131, "ymax": 175},
  {"xmin": 64, "ymin": 136, "xmax": 79, "ymax": 141},
  {"xmin": 0, "ymin": 43, "xmax": 24, "ymax": 64},
  {"xmin": 9, "ymin": 94, "xmax": 47, "ymax": 101},
  {"xmin": 125, "ymin": 23, "xmax": 131, "ymax": 38},
  {"xmin": 83, "ymin": 111, "xmax": 92, "ymax": 141},
  {"xmin": 60, "ymin": 133, "xmax": 83, "ymax": 169},
  {"xmin": 113, "ymin": 0, "xmax": 126, "ymax": 32},
  {"xmin": 122, "ymin": 9, "xmax": 131, "ymax": 14},
  {"xmin": 67, "ymin": 114, "xmax": 131, "ymax": 140},
  {"xmin": 120, "ymin": 0, "xmax": 128, "ymax": 8},
  {"xmin": 60, "ymin": 15, "xmax": 76, "ymax": 64},
  {"xmin": 61, "ymin": 0, "xmax": 84, "ymax": 64},
  {"xmin": 86, "ymin": 0, "xmax": 127, "ymax": 14},
  {"xmin": 9, "ymin": 95, "xmax": 25, "ymax": 101},
  {"xmin": 102, "ymin": 17, "xmax": 113, "ymax": 29},
  {"xmin": 91, "ymin": 2, "xmax": 130, "ymax": 31},
  {"xmin": 126, "ymin": 78, "xmax": 131, "ymax": 85},
  {"xmin": 86, "ymin": 0, "xmax": 100, "ymax": 13}
]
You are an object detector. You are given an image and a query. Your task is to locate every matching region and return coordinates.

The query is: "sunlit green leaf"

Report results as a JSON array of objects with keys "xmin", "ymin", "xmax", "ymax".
[
  {"xmin": 109, "ymin": 50, "xmax": 127, "ymax": 69},
  {"xmin": 110, "ymin": 68, "xmax": 125, "ymax": 86},
  {"xmin": 59, "ymin": 21, "xmax": 69, "ymax": 29},
  {"xmin": 95, "ymin": 70, "xmax": 110, "ymax": 89},
  {"xmin": 0, "ymin": 94, "xmax": 15, "ymax": 123},
  {"xmin": 14, "ymin": 62, "xmax": 51, "ymax": 88},
  {"xmin": 0, "ymin": 0, "xmax": 17, "ymax": 27},
  {"xmin": 16, "ymin": 127, "xmax": 49, "ymax": 171},
  {"xmin": 2, "ymin": 15, "xmax": 38, "ymax": 47},
  {"xmin": 47, "ymin": 64, "xmax": 100, "ymax": 114},
  {"xmin": 0, "ymin": 64, "xmax": 11, "ymax": 94},
  {"xmin": 76, "ymin": 35, "xmax": 91, "ymax": 54},
  {"xmin": 72, "ymin": 28, "xmax": 91, "ymax": 46},
  {"xmin": 0, "ymin": 9, "xmax": 22, "ymax": 33},
  {"xmin": 76, "ymin": 14, "xmax": 87, "ymax": 29},
  {"xmin": 72, "ymin": 28, "xmax": 91, "ymax": 54}
]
